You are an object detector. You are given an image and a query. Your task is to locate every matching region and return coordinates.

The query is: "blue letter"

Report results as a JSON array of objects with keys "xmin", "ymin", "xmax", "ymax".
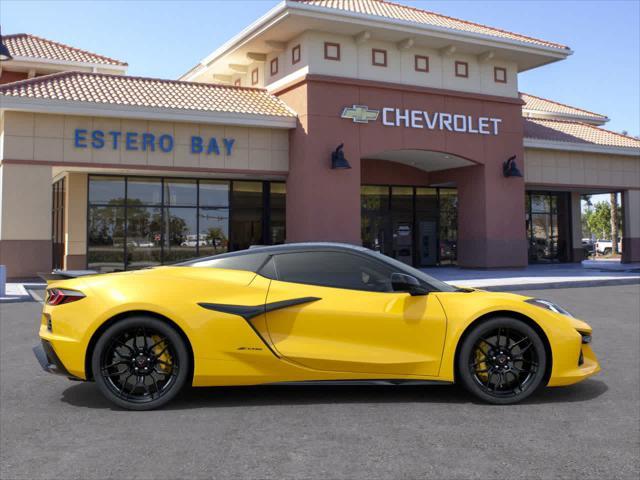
[
  {"xmin": 223, "ymin": 138, "xmax": 235, "ymax": 155},
  {"xmin": 125, "ymin": 132, "xmax": 138, "ymax": 151},
  {"xmin": 109, "ymin": 131, "xmax": 121, "ymax": 149},
  {"xmin": 141, "ymin": 133, "xmax": 155, "ymax": 151},
  {"xmin": 207, "ymin": 138, "xmax": 220, "ymax": 155},
  {"xmin": 159, "ymin": 134, "xmax": 174, "ymax": 153},
  {"xmin": 91, "ymin": 130, "xmax": 105, "ymax": 149},
  {"xmin": 74, "ymin": 129, "xmax": 87, "ymax": 148},
  {"xmin": 191, "ymin": 136, "xmax": 203, "ymax": 154}
]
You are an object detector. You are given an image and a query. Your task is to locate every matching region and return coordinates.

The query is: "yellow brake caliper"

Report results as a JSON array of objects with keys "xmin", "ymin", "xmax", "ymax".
[
  {"xmin": 151, "ymin": 335, "xmax": 173, "ymax": 374},
  {"xmin": 474, "ymin": 344, "xmax": 489, "ymax": 381}
]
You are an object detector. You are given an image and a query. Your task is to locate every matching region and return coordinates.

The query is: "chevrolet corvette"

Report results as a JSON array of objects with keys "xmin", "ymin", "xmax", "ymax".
[{"xmin": 34, "ymin": 243, "xmax": 600, "ymax": 410}]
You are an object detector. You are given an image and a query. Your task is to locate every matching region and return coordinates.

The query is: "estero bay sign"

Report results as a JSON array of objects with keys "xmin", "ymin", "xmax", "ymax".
[
  {"xmin": 341, "ymin": 105, "xmax": 503, "ymax": 135},
  {"xmin": 74, "ymin": 129, "xmax": 236, "ymax": 155}
]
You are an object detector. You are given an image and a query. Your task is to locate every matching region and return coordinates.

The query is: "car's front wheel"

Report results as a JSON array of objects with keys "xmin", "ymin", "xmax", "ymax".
[
  {"xmin": 91, "ymin": 316, "xmax": 189, "ymax": 410},
  {"xmin": 458, "ymin": 317, "xmax": 547, "ymax": 405}
]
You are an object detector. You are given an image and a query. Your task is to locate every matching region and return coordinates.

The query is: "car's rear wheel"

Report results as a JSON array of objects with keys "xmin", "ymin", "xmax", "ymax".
[
  {"xmin": 92, "ymin": 316, "xmax": 189, "ymax": 410},
  {"xmin": 458, "ymin": 317, "xmax": 547, "ymax": 405}
]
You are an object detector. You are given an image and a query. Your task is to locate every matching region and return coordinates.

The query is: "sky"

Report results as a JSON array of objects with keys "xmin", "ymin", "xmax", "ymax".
[{"xmin": 1, "ymin": 0, "xmax": 639, "ymax": 136}]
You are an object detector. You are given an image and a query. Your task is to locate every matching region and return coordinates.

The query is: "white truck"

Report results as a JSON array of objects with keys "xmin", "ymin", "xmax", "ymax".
[{"xmin": 594, "ymin": 238, "xmax": 622, "ymax": 255}]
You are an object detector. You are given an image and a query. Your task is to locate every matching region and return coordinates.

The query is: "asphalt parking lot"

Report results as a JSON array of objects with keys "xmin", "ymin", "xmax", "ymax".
[{"xmin": 1, "ymin": 284, "xmax": 639, "ymax": 479}]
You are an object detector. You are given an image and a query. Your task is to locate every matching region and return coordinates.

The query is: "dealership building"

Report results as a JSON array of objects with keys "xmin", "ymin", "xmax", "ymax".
[{"xmin": 1, "ymin": 0, "xmax": 639, "ymax": 279}]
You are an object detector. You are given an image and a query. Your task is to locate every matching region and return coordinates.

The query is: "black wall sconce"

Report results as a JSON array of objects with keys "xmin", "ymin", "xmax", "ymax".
[
  {"xmin": 331, "ymin": 143, "xmax": 351, "ymax": 169},
  {"xmin": 502, "ymin": 155, "xmax": 522, "ymax": 178}
]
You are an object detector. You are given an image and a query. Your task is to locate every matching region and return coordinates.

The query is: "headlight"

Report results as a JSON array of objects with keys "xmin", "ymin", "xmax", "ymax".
[{"xmin": 525, "ymin": 298, "xmax": 573, "ymax": 317}]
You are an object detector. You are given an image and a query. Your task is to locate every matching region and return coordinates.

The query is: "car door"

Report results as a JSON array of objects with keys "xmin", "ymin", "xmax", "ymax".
[{"xmin": 263, "ymin": 250, "xmax": 447, "ymax": 377}]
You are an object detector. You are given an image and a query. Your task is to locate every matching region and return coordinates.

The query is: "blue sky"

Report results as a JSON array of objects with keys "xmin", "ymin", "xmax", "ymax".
[{"xmin": 2, "ymin": 0, "xmax": 639, "ymax": 136}]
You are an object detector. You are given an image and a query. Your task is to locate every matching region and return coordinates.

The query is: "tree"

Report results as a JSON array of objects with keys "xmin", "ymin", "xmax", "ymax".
[{"xmin": 585, "ymin": 201, "xmax": 612, "ymax": 240}]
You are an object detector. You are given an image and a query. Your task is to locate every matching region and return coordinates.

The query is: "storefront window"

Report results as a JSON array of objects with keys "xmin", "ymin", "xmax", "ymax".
[
  {"xmin": 526, "ymin": 192, "xmax": 570, "ymax": 263},
  {"xmin": 438, "ymin": 189, "xmax": 458, "ymax": 265},
  {"xmin": 87, "ymin": 176, "xmax": 284, "ymax": 272}
]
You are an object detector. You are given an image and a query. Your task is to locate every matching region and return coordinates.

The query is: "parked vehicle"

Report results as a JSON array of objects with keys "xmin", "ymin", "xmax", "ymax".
[
  {"xmin": 595, "ymin": 239, "xmax": 622, "ymax": 255},
  {"xmin": 34, "ymin": 243, "xmax": 599, "ymax": 410}
]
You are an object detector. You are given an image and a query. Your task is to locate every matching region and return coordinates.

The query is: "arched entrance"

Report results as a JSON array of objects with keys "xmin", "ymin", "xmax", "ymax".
[{"xmin": 360, "ymin": 150, "xmax": 476, "ymax": 267}]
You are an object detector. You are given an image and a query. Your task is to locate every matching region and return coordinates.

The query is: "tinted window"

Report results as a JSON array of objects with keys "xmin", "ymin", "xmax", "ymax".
[
  {"xmin": 274, "ymin": 251, "xmax": 394, "ymax": 292},
  {"xmin": 187, "ymin": 252, "xmax": 269, "ymax": 272}
]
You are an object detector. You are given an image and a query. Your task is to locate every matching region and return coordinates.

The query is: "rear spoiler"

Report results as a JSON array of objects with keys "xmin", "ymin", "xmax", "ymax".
[{"xmin": 38, "ymin": 270, "xmax": 100, "ymax": 283}]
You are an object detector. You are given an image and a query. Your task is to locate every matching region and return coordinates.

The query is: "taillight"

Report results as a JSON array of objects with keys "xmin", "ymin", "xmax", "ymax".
[{"xmin": 45, "ymin": 288, "xmax": 85, "ymax": 306}]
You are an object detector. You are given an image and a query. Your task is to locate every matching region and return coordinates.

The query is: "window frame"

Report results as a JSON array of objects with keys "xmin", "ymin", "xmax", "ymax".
[
  {"xmin": 454, "ymin": 61, "xmax": 469, "ymax": 78},
  {"xmin": 414, "ymin": 55, "xmax": 429, "ymax": 73},
  {"xmin": 371, "ymin": 48, "xmax": 387, "ymax": 67},
  {"xmin": 251, "ymin": 68, "xmax": 259, "ymax": 85},
  {"xmin": 324, "ymin": 42, "xmax": 341, "ymax": 61},
  {"xmin": 292, "ymin": 44, "xmax": 301, "ymax": 65},
  {"xmin": 270, "ymin": 57, "xmax": 279, "ymax": 76},
  {"xmin": 494, "ymin": 66, "xmax": 507, "ymax": 83}
]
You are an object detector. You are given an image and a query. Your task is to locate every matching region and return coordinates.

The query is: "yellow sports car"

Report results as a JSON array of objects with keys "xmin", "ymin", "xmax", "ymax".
[{"xmin": 34, "ymin": 243, "xmax": 600, "ymax": 410}]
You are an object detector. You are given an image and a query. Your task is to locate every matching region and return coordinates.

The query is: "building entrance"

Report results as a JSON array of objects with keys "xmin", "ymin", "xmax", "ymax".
[{"xmin": 361, "ymin": 185, "xmax": 457, "ymax": 267}]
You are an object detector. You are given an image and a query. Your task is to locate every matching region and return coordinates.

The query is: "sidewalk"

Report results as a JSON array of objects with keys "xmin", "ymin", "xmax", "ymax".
[
  {"xmin": 0, "ymin": 283, "xmax": 45, "ymax": 303},
  {"xmin": 423, "ymin": 262, "xmax": 640, "ymax": 291}
]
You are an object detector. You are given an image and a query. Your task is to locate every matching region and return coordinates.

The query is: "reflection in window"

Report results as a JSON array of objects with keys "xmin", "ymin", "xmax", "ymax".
[
  {"xmin": 87, "ymin": 176, "xmax": 284, "ymax": 270},
  {"xmin": 200, "ymin": 180, "xmax": 230, "ymax": 207},
  {"xmin": 164, "ymin": 208, "xmax": 198, "ymax": 262},
  {"xmin": 89, "ymin": 176, "xmax": 125, "ymax": 205},
  {"xmin": 126, "ymin": 207, "xmax": 162, "ymax": 269},
  {"xmin": 88, "ymin": 206, "xmax": 125, "ymax": 272},
  {"xmin": 231, "ymin": 181, "xmax": 263, "ymax": 251},
  {"xmin": 199, "ymin": 208, "xmax": 229, "ymax": 257},
  {"xmin": 164, "ymin": 179, "xmax": 197, "ymax": 207},
  {"xmin": 127, "ymin": 177, "xmax": 162, "ymax": 206}
]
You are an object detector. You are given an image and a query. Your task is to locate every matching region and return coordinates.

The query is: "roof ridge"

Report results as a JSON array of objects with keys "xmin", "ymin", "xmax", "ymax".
[
  {"xmin": 293, "ymin": 0, "xmax": 569, "ymax": 50},
  {"xmin": 4, "ymin": 33, "xmax": 128, "ymax": 66},
  {"xmin": 520, "ymin": 92, "xmax": 608, "ymax": 119},
  {"xmin": 0, "ymin": 70, "xmax": 272, "ymax": 94}
]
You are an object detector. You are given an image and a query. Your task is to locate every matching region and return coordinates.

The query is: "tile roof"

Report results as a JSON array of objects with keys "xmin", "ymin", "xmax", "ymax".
[
  {"xmin": 3, "ymin": 33, "xmax": 127, "ymax": 67},
  {"xmin": 520, "ymin": 93, "xmax": 608, "ymax": 121},
  {"xmin": 292, "ymin": 0, "xmax": 569, "ymax": 50},
  {"xmin": 0, "ymin": 71, "xmax": 297, "ymax": 118},
  {"xmin": 523, "ymin": 118, "xmax": 640, "ymax": 149}
]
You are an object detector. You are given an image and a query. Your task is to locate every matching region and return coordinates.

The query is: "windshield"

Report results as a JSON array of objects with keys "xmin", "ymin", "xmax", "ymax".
[{"xmin": 365, "ymin": 250, "xmax": 458, "ymax": 292}]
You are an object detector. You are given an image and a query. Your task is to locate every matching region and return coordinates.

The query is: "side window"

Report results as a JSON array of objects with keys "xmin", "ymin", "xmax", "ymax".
[
  {"xmin": 189, "ymin": 252, "xmax": 269, "ymax": 272},
  {"xmin": 273, "ymin": 251, "xmax": 394, "ymax": 292}
]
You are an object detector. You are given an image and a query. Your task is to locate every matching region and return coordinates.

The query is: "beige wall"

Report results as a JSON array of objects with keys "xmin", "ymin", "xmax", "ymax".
[
  {"xmin": 1, "ymin": 111, "xmax": 289, "ymax": 172},
  {"xmin": 0, "ymin": 162, "xmax": 52, "ymax": 240},
  {"xmin": 524, "ymin": 148, "xmax": 640, "ymax": 189},
  {"xmin": 197, "ymin": 30, "xmax": 519, "ymax": 98},
  {"xmin": 624, "ymin": 189, "xmax": 640, "ymax": 238}
]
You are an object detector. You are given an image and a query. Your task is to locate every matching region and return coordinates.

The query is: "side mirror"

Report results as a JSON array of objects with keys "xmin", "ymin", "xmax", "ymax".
[{"xmin": 391, "ymin": 272, "xmax": 428, "ymax": 296}]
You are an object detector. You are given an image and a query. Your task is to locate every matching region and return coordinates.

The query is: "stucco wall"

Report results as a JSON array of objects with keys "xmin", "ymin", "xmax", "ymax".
[
  {"xmin": 524, "ymin": 148, "xmax": 640, "ymax": 189},
  {"xmin": 1, "ymin": 111, "xmax": 289, "ymax": 172}
]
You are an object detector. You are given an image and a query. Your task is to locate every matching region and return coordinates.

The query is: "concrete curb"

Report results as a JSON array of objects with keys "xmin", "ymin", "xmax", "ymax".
[{"xmin": 477, "ymin": 278, "xmax": 640, "ymax": 292}]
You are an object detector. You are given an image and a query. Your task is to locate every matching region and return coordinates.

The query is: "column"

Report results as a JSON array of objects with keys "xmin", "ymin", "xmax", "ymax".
[
  {"xmin": 622, "ymin": 189, "xmax": 640, "ymax": 263},
  {"xmin": 454, "ymin": 164, "xmax": 528, "ymax": 268},
  {"xmin": 570, "ymin": 192, "xmax": 584, "ymax": 262},
  {"xmin": 64, "ymin": 172, "xmax": 88, "ymax": 270},
  {"xmin": 0, "ymin": 163, "xmax": 53, "ymax": 278}
]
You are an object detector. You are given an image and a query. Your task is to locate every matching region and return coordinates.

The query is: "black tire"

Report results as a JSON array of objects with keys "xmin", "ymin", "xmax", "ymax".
[
  {"xmin": 457, "ymin": 317, "xmax": 547, "ymax": 405},
  {"xmin": 92, "ymin": 316, "xmax": 189, "ymax": 410},
  {"xmin": 603, "ymin": 248, "xmax": 612, "ymax": 256}
]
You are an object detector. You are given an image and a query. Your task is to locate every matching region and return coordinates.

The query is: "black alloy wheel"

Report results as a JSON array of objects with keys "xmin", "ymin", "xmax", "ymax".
[
  {"xmin": 458, "ymin": 317, "xmax": 547, "ymax": 404},
  {"xmin": 92, "ymin": 316, "xmax": 189, "ymax": 410}
]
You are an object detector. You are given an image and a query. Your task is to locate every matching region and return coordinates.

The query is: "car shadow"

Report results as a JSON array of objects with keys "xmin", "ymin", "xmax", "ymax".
[{"xmin": 60, "ymin": 379, "xmax": 608, "ymax": 411}]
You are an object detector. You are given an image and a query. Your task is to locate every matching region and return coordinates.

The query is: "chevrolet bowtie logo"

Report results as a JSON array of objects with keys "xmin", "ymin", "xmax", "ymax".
[{"xmin": 341, "ymin": 105, "xmax": 380, "ymax": 124}]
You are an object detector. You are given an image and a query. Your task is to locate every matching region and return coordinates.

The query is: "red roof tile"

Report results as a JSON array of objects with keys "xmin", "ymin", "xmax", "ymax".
[
  {"xmin": 3, "ymin": 33, "xmax": 127, "ymax": 67},
  {"xmin": 520, "ymin": 93, "xmax": 608, "ymax": 121},
  {"xmin": 293, "ymin": 0, "xmax": 569, "ymax": 50},
  {"xmin": 0, "ymin": 71, "xmax": 296, "ymax": 118},
  {"xmin": 524, "ymin": 118, "xmax": 640, "ymax": 149}
]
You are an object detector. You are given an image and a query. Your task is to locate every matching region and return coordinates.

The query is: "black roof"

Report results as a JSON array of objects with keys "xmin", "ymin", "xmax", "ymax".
[{"xmin": 182, "ymin": 242, "xmax": 368, "ymax": 264}]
